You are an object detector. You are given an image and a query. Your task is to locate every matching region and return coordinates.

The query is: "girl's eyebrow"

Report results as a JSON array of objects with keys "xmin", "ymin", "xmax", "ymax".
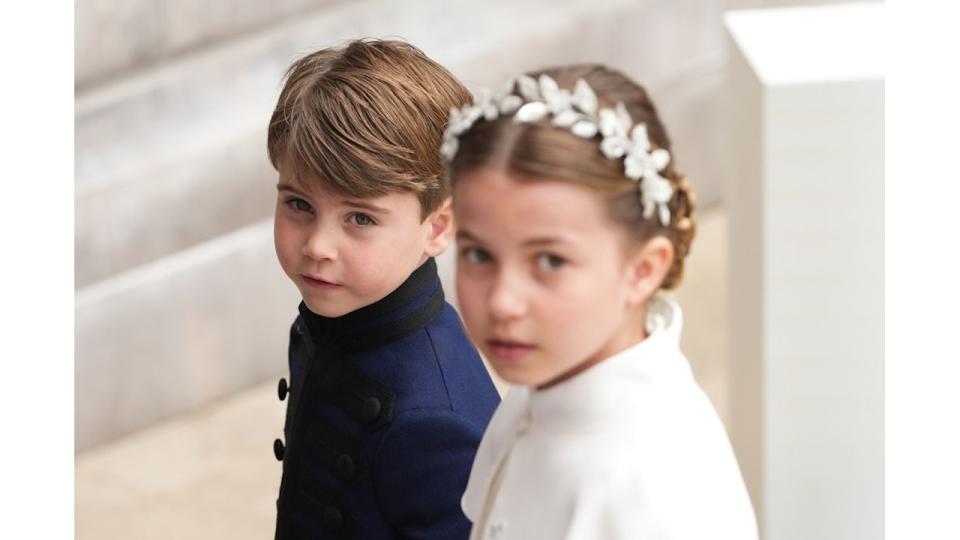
[
  {"xmin": 456, "ymin": 229, "xmax": 481, "ymax": 242},
  {"xmin": 457, "ymin": 229, "xmax": 571, "ymax": 248},
  {"xmin": 522, "ymin": 236, "xmax": 567, "ymax": 248}
]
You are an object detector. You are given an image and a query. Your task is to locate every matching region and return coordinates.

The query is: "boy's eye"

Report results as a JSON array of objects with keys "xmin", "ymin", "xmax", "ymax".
[
  {"xmin": 349, "ymin": 213, "xmax": 375, "ymax": 226},
  {"xmin": 536, "ymin": 253, "xmax": 566, "ymax": 271},
  {"xmin": 461, "ymin": 246, "xmax": 492, "ymax": 264},
  {"xmin": 286, "ymin": 198, "xmax": 312, "ymax": 213}
]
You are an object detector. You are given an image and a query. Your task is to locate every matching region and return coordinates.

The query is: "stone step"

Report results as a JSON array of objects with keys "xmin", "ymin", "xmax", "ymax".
[
  {"xmin": 76, "ymin": 0, "xmax": 338, "ymax": 90},
  {"xmin": 75, "ymin": 220, "xmax": 299, "ymax": 451},
  {"xmin": 75, "ymin": 0, "xmax": 730, "ymax": 288}
]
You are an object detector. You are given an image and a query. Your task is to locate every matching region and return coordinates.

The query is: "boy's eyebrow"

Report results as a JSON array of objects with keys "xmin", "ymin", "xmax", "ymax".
[
  {"xmin": 276, "ymin": 182, "xmax": 305, "ymax": 195},
  {"xmin": 341, "ymin": 199, "xmax": 390, "ymax": 214},
  {"xmin": 276, "ymin": 183, "xmax": 390, "ymax": 214}
]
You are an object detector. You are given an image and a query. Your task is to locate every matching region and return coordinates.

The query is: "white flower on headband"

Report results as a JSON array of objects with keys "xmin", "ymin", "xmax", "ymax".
[
  {"xmin": 440, "ymin": 104, "xmax": 481, "ymax": 160},
  {"xmin": 440, "ymin": 80, "xmax": 525, "ymax": 160},
  {"xmin": 621, "ymin": 122, "xmax": 674, "ymax": 225},
  {"xmin": 642, "ymin": 172, "xmax": 674, "ymax": 226},
  {"xmin": 514, "ymin": 75, "xmax": 600, "ymax": 137},
  {"xmin": 442, "ymin": 74, "xmax": 675, "ymax": 226}
]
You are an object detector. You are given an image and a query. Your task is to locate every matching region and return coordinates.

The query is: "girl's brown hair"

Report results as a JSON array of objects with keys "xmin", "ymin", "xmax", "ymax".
[
  {"xmin": 268, "ymin": 39, "xmax": 471, "ymax": 218},
  {"xmin": 448, "ymin": 64, "xmax": 696, "ymax": 289}
]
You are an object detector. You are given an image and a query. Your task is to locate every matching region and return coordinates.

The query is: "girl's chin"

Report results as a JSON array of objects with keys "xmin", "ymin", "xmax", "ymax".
[{"xmin": 490, "ymin": 365, "xmax": 552, "ymax": 389}]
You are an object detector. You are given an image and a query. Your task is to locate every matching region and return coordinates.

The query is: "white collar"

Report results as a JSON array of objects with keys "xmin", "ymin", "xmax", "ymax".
[
  {"xmin": 462, "ymin": 295, "xmax": 687, "ymax": 519},
  {"xmin": 527, "ymin": 294, "xmax": 686, "ymax": 432}
]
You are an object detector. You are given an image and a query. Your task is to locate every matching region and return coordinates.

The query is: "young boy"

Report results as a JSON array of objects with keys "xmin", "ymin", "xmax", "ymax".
[{"xmin": 266, "ymin": 40, "xmax": 501, "ymax": 539}]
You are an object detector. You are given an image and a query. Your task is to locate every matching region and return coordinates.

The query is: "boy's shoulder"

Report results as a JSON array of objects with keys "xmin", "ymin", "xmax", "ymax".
[
  {"xmin": 286, "ymin": 301, "xmax": 497, "ymax": 423},
  {"xmin": 351, "ymin": 302, "xmax": 499, "ymax": 418}
]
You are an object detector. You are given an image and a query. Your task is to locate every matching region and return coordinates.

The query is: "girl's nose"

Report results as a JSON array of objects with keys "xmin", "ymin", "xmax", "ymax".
[
  {"xmin": 302, "ymin": 227, "xmax": 337, "ymax": 262},
  {"xmin": 488, "ymin": 273, "xmax": 527, "ymax": 322}
]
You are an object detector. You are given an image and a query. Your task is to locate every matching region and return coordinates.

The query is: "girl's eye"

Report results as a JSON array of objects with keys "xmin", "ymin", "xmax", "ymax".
[
  {"xmin": 286, "ymin": 198, "xmax": 312, "ymax": 213},
  {"xmin": 536, "ymin": 253, "xmax": 566, "ymax": 271},
  {"xmin": 461, "ymin": 246, "xmax": 492, "ymax": 264},
  {"xmin": 349, "ymin": 213, "xmax": 375, "ymax": 226}
]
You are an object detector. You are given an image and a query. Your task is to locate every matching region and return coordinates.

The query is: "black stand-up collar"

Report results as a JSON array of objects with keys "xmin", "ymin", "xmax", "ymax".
[{"xmin": 298, "ymin": 258, "xmax": 445, "ymax": 354}]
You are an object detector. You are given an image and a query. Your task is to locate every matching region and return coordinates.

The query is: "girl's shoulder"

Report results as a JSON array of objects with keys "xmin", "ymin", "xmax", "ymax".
[
  {"xmin": 530, "ymin": 378, "xmax": 744, "ymax": 490},
  {"xmin": 542, "ymin": 419, "xmax": 757, "ymax": 539}
]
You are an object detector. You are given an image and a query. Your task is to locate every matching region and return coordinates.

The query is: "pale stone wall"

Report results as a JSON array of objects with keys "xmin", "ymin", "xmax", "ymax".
[{"xmin": 75, "ymin": 0, "xmax": 337, "ymax": 89}]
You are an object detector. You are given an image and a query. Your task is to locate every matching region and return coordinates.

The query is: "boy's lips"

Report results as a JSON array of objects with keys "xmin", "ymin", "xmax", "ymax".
[
  {"xmin": 486, "ymin": 338, "xmax": 536, "ymax": 361},
  {"xmin": 301, "ymin": 274, "xmax": 341, "ymax": 289}
]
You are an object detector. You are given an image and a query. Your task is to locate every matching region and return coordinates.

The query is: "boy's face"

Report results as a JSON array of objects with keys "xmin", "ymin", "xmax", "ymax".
[{"xmin": 274, "ymin": 161, "xmax": 452, "ymax": 317}]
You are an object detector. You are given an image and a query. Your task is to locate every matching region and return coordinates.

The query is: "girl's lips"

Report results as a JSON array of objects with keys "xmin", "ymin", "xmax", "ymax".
[
  {"xmin": 301, "ymin": 275, "xmax": 341, "ymax": 289},
  {"xmin": 487, "ymin": 339, "xmax": 536, "ymax": 361}
]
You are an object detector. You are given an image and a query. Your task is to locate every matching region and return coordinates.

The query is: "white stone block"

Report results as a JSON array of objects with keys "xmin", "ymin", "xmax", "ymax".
[
  {"xmin": 724, "ymin": 4, "xmax": 883, "ymax": 539},
  {"xmin": 75, "ymin": 221, "xmax": 300, "ymax": 451},
  {"xmin": 75, "ymin": 131, "xmax": 277, "ymax": 288},
  {"xmin": 75, "ymin": 0, "xmax": 336, "ymax": 88}
]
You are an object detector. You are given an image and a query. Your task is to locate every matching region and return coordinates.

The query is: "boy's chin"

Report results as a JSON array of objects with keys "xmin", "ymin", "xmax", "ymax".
[{"xmin": 301, "ymin": 298, "xmax": 355, "ymax": 318}]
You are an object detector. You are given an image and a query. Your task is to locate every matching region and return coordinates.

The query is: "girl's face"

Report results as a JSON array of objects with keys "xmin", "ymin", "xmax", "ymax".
[{"xmin": 453, "ymin": 169, "xmax": 649, "ymax": 389}]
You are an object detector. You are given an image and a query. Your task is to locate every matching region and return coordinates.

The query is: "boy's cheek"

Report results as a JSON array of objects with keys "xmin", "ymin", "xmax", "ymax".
[{"xmin": 273, "ymin": 233, "xmax": 301, "ymax": 280}]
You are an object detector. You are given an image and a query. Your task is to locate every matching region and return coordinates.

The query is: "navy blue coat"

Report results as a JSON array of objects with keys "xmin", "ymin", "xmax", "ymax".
[{"xmin": 274, "ymin": 258, "xmax": 500, "ymax": 539}]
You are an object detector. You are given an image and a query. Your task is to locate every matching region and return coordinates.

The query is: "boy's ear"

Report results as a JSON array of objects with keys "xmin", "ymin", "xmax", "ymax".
[
  {"xmin": 423, "ymin": 197, "xmax": 455, "ymax": 257},
  {"xmin": 624, "ymin": 236, "xmax": 674, "ymax": 306}
]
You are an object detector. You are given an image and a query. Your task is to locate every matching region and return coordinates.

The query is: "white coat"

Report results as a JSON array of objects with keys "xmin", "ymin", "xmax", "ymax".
[{"xmin": 462, "ymin": 296, "xmax": 758, "ymax": 539}]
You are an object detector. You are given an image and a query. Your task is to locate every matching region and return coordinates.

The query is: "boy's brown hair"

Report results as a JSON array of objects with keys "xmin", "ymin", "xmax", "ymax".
[{"xmin": 268, "ymin": 39, "xmax": 471, "ymax": 218}]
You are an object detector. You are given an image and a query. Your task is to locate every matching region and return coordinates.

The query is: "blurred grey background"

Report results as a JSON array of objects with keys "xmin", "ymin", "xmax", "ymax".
[{"xmin": 75, "ymin": 1, "xmax": 867, "ymax": 538}]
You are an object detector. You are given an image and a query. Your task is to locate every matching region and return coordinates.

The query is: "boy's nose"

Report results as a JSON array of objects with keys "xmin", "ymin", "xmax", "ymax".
[{"xmin": 302, "ymin": 229, "xmax": 338, "ymax": 262}]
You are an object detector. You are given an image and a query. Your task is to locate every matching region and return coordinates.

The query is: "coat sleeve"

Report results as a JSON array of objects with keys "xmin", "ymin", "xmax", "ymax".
[{"xmin": 373, "ymin": 407, "xmax": 484, "ymax": 539}]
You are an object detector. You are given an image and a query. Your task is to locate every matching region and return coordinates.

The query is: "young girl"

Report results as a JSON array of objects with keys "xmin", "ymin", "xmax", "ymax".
[{"xmin": 443, "ymin": 65, "xmax": 758, "ymax": 539}]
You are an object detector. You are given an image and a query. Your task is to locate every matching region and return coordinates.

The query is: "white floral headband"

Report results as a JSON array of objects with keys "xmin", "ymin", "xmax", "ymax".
[{"xmin": 442, "ymin": 74, "xmax": 675, "ymax": 226}]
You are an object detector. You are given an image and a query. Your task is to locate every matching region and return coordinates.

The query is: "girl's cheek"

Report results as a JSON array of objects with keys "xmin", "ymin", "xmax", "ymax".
[{"xmin": 457, "ymin": 279, "xmax": 482, "ymax": 314}]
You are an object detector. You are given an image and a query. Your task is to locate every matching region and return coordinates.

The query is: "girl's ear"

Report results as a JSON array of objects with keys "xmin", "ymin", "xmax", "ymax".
[
  {"xmin": 624, "ymin": 236, "xmax": 674, "ymax": 306},
  {"xmin": 424, "ymin": 197, "xmax": 455, "ymax": 257}
]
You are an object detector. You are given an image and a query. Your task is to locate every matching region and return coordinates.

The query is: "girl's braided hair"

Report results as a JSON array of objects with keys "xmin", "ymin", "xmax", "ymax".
[{"xmin": 447, "ymin": 64, "xmax": 696, "ymax": 289}]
